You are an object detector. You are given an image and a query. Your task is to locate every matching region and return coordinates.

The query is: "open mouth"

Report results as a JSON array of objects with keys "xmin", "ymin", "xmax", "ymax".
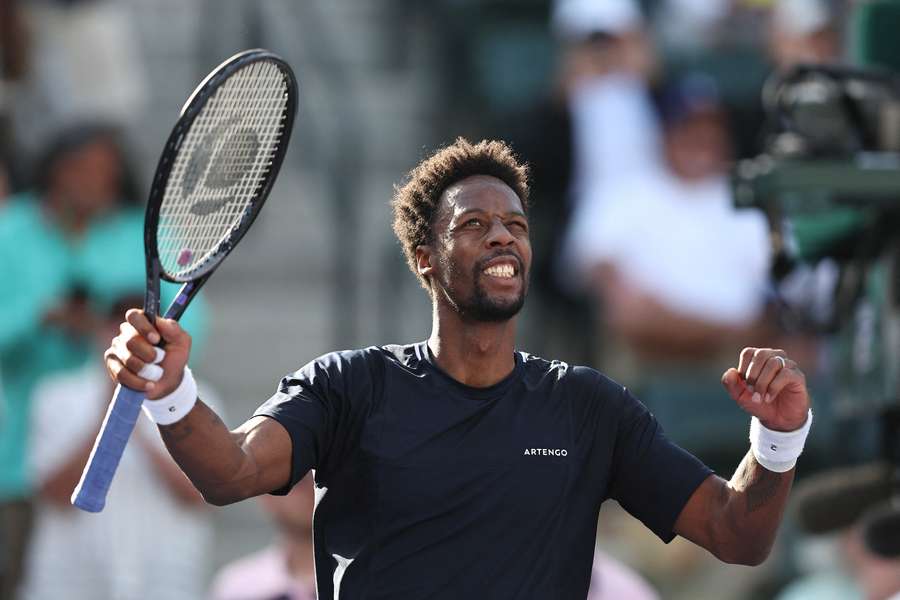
[{"xmin": 482, "ymin": 258, "xmax": 519, "ymax": 279}]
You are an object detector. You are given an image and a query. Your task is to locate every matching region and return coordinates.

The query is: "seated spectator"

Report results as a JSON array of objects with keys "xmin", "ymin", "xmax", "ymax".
[
  {"xmin": 563, "ymin": 73, "xmax": 772, "ymax": 472},
  {"xmin": 21, "ymin": 294, "xmax": 215, "ymax": 600},
  {"xmin": 502, "ymin": 0, "xmax": 662, "ymax": 366},
  {"xmin": 210, "ymin": 474, "xmax": 317, "ymax": 600},
  {"xmin": 552, "ymin": 0, "xmax": 661, "ymax": 209},
  {"xmin": 769, "ymin": 0, "xmax": 840, "ymax": 73},
  {"xmin": 0, "ymin": 122, "xmax": 207, "ymax": 599},
  {"xmin": 9, "ymin": 0, "xmax": 147, "ymax": 155}
]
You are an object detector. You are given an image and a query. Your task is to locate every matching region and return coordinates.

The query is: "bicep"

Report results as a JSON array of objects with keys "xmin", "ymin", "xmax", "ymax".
[{"xmin": 232, "ymin": 415, "xmax": 295, "ymax": 496}]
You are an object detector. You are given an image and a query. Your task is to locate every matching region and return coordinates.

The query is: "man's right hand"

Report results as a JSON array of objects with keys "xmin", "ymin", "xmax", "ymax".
[{"xmin": 104, "ymin": 309, "xmax": 192, "ymax": 400}]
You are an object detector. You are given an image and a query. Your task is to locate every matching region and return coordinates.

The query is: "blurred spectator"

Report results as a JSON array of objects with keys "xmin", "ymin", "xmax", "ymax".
[
  {"xmin": 563, "ymin": 73, "xmax": 772, "ymax": 472},
  {"xmin": 778, "ymin": 463, "xmax": 900, "ymax": 600},
  {"xmin": 501, "ymin": 0, "xmax": 661, "ymax": 365},
  {"xmin": 20, "ymin": 294, "xmax": 214, "ymax": 600},
  {"xmin": 9, "ymin": 0, "xmax": 148, "ymax": 155},
  {"xmin": 768, "ymin": 0, "xmax": 840, "ymax": 73},
  {"xmin": 551, "ymin": 0, "xmax": 661, "ymax": 211},
  {"xmin": 776, "ymin": 511, "xmax": 900, "ymax": 600},
  {"xmin": 652, "ymin": 0, "xmax": 732, "ymax": 53},
  {"xmin": 775, "ymin": 531, "xmax": 864, "ymax": 600},
  {"xmin": 586, "ymin": 550, "xmax": 660, "ymax": 600},
  {"xmin": 209, "ymin": 474, "xmax": 317, "ymax": 600},
  {"xmin": 0, "ymin": 150, "xmax": 12, "ymax": 208},
  {"xmin": 0, "ymin": 123, "xmax": 207, "ymax": 599},
  {"xmin": 0, "ymin": 0, "xmax": 27, "ymax": 83},
  {"xmin": 0, "ymin": 0, "xmax": 27, "ymax": 150},
  {"xmin": 851, "ymin": 504, "xmax": 900, "ymax": 600}
]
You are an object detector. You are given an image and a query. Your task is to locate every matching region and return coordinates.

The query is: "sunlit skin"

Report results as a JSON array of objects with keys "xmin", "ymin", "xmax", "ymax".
[{"xmin": 415, "ymin": 175, "xmax": 532, "ymax": 389}]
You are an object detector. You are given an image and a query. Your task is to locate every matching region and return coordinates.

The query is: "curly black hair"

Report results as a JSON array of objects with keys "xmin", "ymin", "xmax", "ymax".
[
  {"xmin": 391, "ymin": 137, "xmax": 529, "ymax": 289},
  {"xmin": 35, "ymin": 121, "xmax": 141, "ymax": 206}
]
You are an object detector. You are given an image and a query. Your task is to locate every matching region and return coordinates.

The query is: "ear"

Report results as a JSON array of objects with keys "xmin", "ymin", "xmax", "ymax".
[{"xmin": 415, "ymin": 245, "xmax": 434, "ymax": 279}]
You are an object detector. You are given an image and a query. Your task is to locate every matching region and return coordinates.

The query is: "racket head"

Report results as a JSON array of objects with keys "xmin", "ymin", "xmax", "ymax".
[{"xmin": 144, "ymin": 49, "xmax": 298, "ymax": 288}]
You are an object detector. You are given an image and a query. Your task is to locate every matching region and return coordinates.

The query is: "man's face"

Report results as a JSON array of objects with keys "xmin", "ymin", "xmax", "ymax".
[
  {"xmin": 422, "ymin": 175, "xmax": 531, "ymax": 322},
  {"xmin": 51, "ymin": 137, "xmax": 122, "ymax": 220},
  {"xmin": 664, "ymin": 110, "xmax": 729, "ymax": 182}
]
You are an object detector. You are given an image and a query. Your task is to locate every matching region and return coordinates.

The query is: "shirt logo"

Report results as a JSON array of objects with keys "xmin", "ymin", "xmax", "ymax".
[{"xmin": 523, "ymin": 448, "xmax": 568, "ymax": 457}]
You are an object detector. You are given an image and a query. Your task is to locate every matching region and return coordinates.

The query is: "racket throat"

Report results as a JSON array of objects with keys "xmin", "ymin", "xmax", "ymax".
[
  {"xmin": 144, "ymin": 260, "xmax": 162, "ymax": 322},
  {"xmin": 163, "ymin": 279, "xmax": 207, "ymax": 321}
]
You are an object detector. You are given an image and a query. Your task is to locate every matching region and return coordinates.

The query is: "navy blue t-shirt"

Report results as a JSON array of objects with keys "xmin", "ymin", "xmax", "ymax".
[{"xmin": 255, "ymin": 342, "xmax": 712, "ymax": 599}]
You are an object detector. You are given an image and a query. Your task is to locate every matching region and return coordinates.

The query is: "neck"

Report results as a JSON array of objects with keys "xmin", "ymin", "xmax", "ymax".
[{"xmin": 427, "ymin": 299, "xmax": 517, "ymax": 388}]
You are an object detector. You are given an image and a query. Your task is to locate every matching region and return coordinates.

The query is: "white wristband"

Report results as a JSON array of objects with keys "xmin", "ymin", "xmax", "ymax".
[
  {"xmin": 142, "ymin": 367, "xmax": 197, "ymax": 425},
  {"xmin": 749, "ymin": 409, "xmax": 813, "ymax": 473}
]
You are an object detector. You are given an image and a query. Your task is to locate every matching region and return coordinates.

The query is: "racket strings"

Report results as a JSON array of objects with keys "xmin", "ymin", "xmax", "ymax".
[
  {"xmin": 160, "ymin": 62, "xmax": 285, "ymax": 272},
  {"xmin": 157, "ymin": 60, "xmax": 290, "ymax": 278}
]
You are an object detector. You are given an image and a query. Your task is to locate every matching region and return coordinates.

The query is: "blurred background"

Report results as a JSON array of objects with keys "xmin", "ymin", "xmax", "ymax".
[{"xmin": 1, "ymin": 0, "xmax": 899, "ymax": 599}]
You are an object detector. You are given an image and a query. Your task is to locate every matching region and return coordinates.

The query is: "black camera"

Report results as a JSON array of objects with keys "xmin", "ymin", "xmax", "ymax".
[{"xmin": 733, "ymin": 64, "xmax": 900, "ymax": 422}]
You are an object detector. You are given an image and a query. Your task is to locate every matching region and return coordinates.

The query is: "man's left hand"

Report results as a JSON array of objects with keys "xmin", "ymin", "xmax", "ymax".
[{"xmin": 721, "ymin": 347, "xmax": 810, "ymax": 432}]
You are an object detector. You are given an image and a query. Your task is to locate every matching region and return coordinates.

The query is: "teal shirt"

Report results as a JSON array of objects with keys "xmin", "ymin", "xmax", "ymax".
[{"xmin": 0, "ymin": 194, "xmax": 208, "ymax": 499}]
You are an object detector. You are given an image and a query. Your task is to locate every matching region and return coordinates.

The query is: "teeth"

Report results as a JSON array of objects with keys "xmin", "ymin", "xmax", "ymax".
[{"xmin": 484, "ymin": 263, "xmax": 515, "ymax": 278}]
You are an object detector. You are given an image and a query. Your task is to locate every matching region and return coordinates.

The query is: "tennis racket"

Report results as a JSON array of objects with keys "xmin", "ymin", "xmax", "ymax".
[{"xmin": 72, "ymin": 49, "xmax": 298, "ymax": 512}]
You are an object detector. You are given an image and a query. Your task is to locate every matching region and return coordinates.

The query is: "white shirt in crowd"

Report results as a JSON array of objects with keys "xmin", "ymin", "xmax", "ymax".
[
  {"xmin": 568, "ymin": 74, "xmax": 662, "ymax": 214},
  {"xmin": 564, "ymin": 167, "xmax": 771, "ymax": 326},
  {"xmin": 21, "ymin": 365, "xmax": 215, "ymax": 600}
]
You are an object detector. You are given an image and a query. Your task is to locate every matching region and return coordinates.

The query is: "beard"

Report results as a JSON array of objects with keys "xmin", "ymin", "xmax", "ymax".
[{"xmin": 438, "ymin": 252, "xmax": 528, "ymax": 322}]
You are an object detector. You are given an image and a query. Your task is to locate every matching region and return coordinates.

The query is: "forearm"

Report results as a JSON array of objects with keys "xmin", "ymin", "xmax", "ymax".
[
  {"xmin": 708, "ymin": 452, "xmax": 795, "ymax": 564},
  {"xmin": 139, "ymin": 439, "xmax": 206, "ymax": 507},
  {"xmin": 157, "ymin": 400, "xmax": 276, "ymax": 506},
  {"xmin": 615, "ymin": 307, "xmax": 748, "ymax": 358},
  {"xmin": 595, "ymin": 269, "xmax": 764, "ymax": 358},
  {"xmin": 106, "ymin": 313, "xmax": 294, "ymax": 504},
  {"xmin": 677, "ymin": 347, "xmax": 811, "ymax": 565}
]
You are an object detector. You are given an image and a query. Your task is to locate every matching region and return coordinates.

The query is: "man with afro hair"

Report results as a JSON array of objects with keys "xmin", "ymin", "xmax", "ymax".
[{"xmin": 106, "ymin": 137, "xmax": 812, "ymax": 599}]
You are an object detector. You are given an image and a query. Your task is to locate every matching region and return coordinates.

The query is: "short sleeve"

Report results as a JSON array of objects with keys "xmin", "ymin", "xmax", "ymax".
[
  {"xmin": 607, "ymin": 387, "xmax": 713, "ymax": 542},
  {"xmin": 253, "ymin": 348, "xmax": 380, "ymax": 494}
]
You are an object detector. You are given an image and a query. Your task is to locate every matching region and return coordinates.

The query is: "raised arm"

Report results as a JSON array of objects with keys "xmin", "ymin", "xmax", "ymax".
[
  {"xmin": 673, "ymin": 347, "xmax": 812, "ymax": 565},
  {"xmin": 104, "ymin": 309, "xmax": 293, "ymax": 506}
]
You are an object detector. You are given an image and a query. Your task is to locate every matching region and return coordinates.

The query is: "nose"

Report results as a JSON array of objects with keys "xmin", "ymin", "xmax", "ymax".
[{"xmin": 486, "ymin": 218, "xmax": 515, "ymax": 247}]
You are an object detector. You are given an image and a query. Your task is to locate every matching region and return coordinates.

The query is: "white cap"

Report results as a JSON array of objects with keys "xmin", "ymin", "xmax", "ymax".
[
  {"xmin": 552, "ymin": 0, "xmax": 642, "ymax": 40},
  {"xmin": 773, "ymin": 0, "xmax": 832, "ymax": 36}
]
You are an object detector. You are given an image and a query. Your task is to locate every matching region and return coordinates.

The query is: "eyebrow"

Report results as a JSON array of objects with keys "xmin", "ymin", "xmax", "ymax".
[{"xmin": 454, "ymin": 208, "xmax": 527, "ymax": 220}]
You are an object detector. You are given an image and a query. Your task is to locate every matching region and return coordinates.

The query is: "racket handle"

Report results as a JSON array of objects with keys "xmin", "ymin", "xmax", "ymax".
[{"xmin": 71, "ymin": 384, "xmax": 146, "ymax": 512}]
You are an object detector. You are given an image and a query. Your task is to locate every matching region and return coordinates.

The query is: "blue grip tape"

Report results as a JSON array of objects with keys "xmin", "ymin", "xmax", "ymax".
[{"xmin": 71, "ymin": 385, "xmax": 145, "ymax": 512}]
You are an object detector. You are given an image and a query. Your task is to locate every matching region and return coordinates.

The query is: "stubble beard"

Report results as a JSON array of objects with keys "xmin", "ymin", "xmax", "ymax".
[{"xmin": 438, "ymin": 253, "xmax": 528, "ymax": 323}]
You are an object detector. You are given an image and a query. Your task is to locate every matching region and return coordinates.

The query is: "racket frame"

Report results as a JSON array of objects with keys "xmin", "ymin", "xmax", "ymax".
[
  {"xmin": 71, "ymin": 48, "xmax": 298, "ymax": 512},
  {"xmin": 144, "ymin": 48, "xmax": 299, "ymax": 323}
]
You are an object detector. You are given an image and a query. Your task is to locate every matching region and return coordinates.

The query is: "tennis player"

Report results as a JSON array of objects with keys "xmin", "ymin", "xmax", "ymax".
[{"xmin": 105, "ymin": 138, "xmax": 813, "ymax": 599}]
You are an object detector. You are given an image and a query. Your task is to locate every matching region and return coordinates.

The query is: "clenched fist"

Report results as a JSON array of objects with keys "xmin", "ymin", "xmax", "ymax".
[
  {"xmin": 104, "ymin": 309, "xmax": 192, "ymax": 400},
  {"xmin": 721, "ymin": 347, "xmax": 810, "ymax": 432}
]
